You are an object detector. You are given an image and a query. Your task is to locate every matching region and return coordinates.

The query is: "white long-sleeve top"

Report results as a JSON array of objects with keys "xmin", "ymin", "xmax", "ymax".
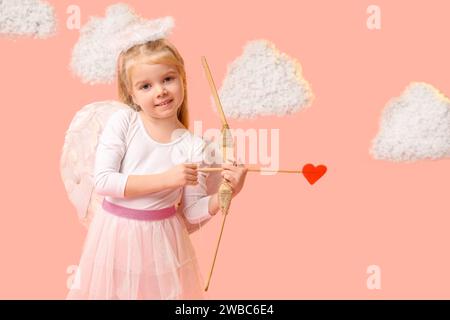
[{"xmin": 94, "ymin": 108, "xmax": 213, "ymax": 224}]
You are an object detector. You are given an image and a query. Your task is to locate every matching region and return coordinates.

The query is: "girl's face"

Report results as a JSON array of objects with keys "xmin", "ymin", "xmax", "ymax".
[{"xmin": 129, "ymin": 63, "xmax": 184, "ymax": 121}]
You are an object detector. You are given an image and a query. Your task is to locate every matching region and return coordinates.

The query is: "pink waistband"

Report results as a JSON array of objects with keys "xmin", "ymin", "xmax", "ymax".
[{"xmin": 102, "ymin": 199, "xmax": 176, "ymax": 221}]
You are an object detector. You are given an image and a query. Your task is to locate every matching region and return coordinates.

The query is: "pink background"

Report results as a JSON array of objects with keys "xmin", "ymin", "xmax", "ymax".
[{"xmin": 0, "ymin": 0, "xmax": 449, "ymax": 299}]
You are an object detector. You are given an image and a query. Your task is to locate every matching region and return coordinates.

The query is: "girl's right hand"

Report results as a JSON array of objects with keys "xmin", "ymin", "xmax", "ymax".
[{"xmin": 164, "ymin": 163, "xmax": 199, "ymax": 188}]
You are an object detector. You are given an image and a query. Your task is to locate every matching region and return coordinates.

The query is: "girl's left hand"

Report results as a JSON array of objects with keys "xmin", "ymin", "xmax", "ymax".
[{"xmin": 221, "ymin": 161, "xmax": 248, "ymax": 198}]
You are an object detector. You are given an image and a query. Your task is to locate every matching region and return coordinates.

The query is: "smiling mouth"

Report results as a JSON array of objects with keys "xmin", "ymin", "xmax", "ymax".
[{"xmin": 155, "ymin": 99, "xmax": 173, "ymax": 107}]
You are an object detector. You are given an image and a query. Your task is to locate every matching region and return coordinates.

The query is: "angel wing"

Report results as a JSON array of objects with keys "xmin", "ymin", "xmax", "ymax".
[{"xmin": 60, "ymin": 100, "xmax": 129, "ymax": 227}]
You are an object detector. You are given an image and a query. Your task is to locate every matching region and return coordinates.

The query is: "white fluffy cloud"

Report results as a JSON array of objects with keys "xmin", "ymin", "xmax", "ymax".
[
  {"xmin": 217, "ymin": 40, "xmax": 313, "ymax": 119},
  {"xmin": 370, "ymin": 82, "xmax": 450, "ymax": 162},
  {"xmin": 70, "ymin": 3, "xmax": 174, "ymax": 84},
  {"xmin": 0, "ymin": 0, "xmax": 56, "ymax": 38}
]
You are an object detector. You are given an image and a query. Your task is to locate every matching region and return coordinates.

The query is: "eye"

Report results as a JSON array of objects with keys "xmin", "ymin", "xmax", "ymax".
[
  {"xmin": 140, "ymin": 83, "xmax": 151, "ymax": 90},
  {"xmin": 164, "ymin": 76, "xmax": 174, "ymax": 82}
]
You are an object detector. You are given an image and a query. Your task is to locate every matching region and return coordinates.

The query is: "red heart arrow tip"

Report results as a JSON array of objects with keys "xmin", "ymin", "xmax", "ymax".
[{"xmin": 302, "ymin": 164, "xmax": 327, "ymax": 185}]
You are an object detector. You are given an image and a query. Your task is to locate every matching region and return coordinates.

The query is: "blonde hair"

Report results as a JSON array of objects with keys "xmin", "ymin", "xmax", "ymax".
[{"xmin": 117, "ymin": 39, "xmax": 189, "ymax": 129}]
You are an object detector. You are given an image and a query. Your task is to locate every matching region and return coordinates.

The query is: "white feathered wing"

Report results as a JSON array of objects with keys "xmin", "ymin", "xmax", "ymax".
[{"xmin": 60, "ymin": 100, "xmax": 129, "ymax": 227}]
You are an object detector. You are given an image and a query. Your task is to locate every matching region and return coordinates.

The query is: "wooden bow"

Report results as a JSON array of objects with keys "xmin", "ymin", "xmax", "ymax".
[
  {"xmin": 201, "ymin": 56, "xmax": 234, "ymax": 291},
  {"xmin": 200, "ymin": 57, "xmax": 328, "ymax": 291}
]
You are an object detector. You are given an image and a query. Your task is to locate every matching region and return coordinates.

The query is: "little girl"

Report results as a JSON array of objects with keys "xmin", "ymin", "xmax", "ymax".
[{"xmin": 66, "ymin": 39, "xmax": 248, "ymax": 299}]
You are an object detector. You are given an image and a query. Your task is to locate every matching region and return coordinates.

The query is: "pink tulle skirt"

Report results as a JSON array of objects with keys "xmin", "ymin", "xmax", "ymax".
[{"xmin": 66, "ymin": 207, "xmax": 205, "ymax": 300}]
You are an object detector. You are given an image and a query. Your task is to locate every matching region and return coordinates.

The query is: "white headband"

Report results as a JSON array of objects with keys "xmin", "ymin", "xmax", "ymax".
[{"xmin": 70, "ymin": 3, "xmax": 174, "ymax": 84}]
